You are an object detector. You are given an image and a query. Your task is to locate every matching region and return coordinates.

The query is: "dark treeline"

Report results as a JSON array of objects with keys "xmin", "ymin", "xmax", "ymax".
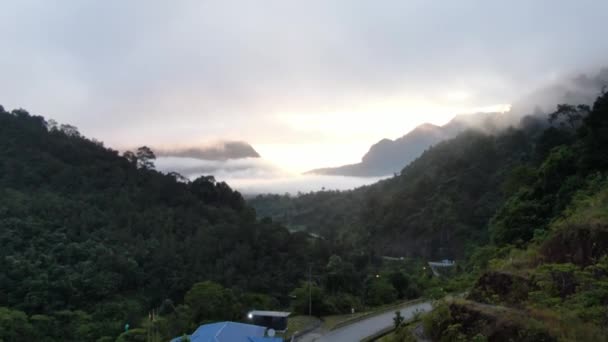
[
  {"xmin": 253, "ymin": 91, "xmax": 608, "ymax": 339},
  {"xmin": 412, "ymin": 89, "xmax": 608, "ymax": 341},
  {"xmin": 0, "ymin": 107, "xmax": 328, "ymax": 341},
  {"xmin": 0, "ymin": 106, "xmax": 444, "ymax": 341},
  {"xmin": 251, "ymin": 114, "xmax": 553, "ymax": 259},
  {"xmin": 2, "ymin": 88, "xmax": 608, "ymax": 341}
]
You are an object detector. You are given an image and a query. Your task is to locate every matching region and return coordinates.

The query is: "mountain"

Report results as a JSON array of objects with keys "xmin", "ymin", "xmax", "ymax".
[
  {"xmin": 307, "ymin": 69, "xmax": 608, "ymax": 178},
  {"xmin": 252, "ymin": 90, "xmax": 608, "ymax": 340},
  {"xmin": 306, "ymin": 123, "xmax": 447, "ymax": 177},
  {"xmin": 306, "ymin": 112, "xmax": 512, "ymax": 177},
  {"xmin": 0, "ymin": 104, "xmax": 464, "ymax": 342},
  {"xmin": 252, "ymin": 120, "xmax": 545, "ymax": 258},
  {"xmin": 0, "ymin": 107, "xmax": 317, "ymax": 341},
  {"xmin": 154, "ymin": 141, "xmax": 260, "ymax": 160},
  {"xmin": 418, "ymin": 90, "xmax": 608, "ymax": 342},
  {"xmin": 254, "ymin": 86, "xmax": 608, "ymax": 258}
]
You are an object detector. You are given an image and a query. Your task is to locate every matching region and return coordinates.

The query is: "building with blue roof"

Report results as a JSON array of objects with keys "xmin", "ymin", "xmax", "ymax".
[{"xmin": 170, "ymin": 321, "xmax": 283, "ymax": 342}]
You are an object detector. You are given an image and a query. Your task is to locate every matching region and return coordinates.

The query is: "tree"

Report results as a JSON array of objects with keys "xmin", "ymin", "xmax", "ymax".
[
  {"xmin": 549, "ymin": 104, "xmax": 588, "ymax": 129},
  {"xmin": 0, "ymin": 307, "xmax": 35, "ymax": 341},
  {"xmin": 168, "ymin": 172, "xmax": 189, "ymax": 183},
  {"xmin": 184, "ymin": 281, "xmax": 238, "ymax": 324},
  {"xmin": 123, "ymin": 151, "xmax": 137, "ymax": 165},
  {"xmin": 46, "ymin": 119, "xmax": 58, "ymax": 131},
  {"xmin": 59, "ymin": 124, "xmax": 81, "ymax": 137},
  {"xmin": 366, "ymin": 278, "xmax": 397, "ymax": 306},
  {"xmin": 388, "ymin": 271, "xmax": 414, "ymax": 299},
  {"xmin": 290, "ymin": 283, "xmax": 327, "ymax": 316},
  {"xmin": 136, "ymin": 146, "xmax": 156, "ymax": 169},
  {"xmin": 325, "ymin": 255, "xmax": 357, "ymax": 294}
]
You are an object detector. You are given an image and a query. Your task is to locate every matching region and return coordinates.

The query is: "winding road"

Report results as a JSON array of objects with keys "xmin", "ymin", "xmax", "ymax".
[{"xmin": 297, "ymin": 301, "xmax": 432, "ymax": 342}]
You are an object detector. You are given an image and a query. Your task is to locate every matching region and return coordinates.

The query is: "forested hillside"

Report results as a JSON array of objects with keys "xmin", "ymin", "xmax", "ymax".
[
  {"xmin": 252, "ymin": 89, "xmax": 608, "ymax": 342},
  {"xmin": 386, "ymin": 91, "xmax": 608, "ymax": 341},
  {"xmin": 2, "ymin": 89, "xmax": 607, "ymax": 341},
  {"xmin": 251, "ymin": 115, "xmax": 553, "ymax": 258},
  {"xmin": 0, "ymin": 106, "xmax": 457, "ymax": 342},
  {"xmin": 0, "ymin": 107, "xmax": 323, "ymax": 341}
]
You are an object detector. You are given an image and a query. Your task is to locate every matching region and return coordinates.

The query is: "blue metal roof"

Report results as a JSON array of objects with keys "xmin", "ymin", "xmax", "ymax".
[
  {"xmin": 248, "ymin": 337, "xmax": 283, "ymax": 342},
  {"xmin": 171, "ymin": 321, "xmax": 280, "ymax": 342}
]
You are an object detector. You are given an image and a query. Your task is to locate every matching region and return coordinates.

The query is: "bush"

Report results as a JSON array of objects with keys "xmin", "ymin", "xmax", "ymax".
[
  {"xmin": 422, "ymin": 302, "xmax": 452, "ymax": 340},
  {"xmin": 366, "ymin": 279, "xmax": 398, "ymax": 306},
  {"xmin": 115, "ymin": 328, "xmax": 146, "ymax": 342},
  {"xmin": 325, "ymin": 293, "xmax": 361, "ymax": 314}
]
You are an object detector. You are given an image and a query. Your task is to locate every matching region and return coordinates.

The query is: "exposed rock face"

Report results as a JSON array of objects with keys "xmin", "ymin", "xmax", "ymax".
[
  {"xmin": 306, "ymin": 112, "xmax": 513, "ymax": 177},
  {"xmin": 468, "ymin": 271, "xmax": 537, "ymax": 306},
  {"xmin": 447, "ymin": 302, "xmax": 556, "ymax": 342},
  {"xmin": 541, "ymin": 223, "xmax": 608, "ymax": 266},
  {"xmin": 155, "ymin": 141, "xmax": 260, "ymax": 160}
]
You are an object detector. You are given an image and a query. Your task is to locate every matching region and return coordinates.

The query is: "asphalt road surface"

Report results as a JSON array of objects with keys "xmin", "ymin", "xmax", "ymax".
[{"xmin": 297, "ymin": 301, "xmax": 432, "ymax": 342}]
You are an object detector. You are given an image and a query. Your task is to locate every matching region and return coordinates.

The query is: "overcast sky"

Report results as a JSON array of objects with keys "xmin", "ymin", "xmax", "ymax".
[{"xmin": 1, "ymin": 0, "xmax": 607, "ymax": 172}]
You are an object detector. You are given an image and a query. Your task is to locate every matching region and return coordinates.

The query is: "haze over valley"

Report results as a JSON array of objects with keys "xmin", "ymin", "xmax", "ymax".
[{"xmin": 2, "ymin": 1, "xmax": 608, "ymax": 341}]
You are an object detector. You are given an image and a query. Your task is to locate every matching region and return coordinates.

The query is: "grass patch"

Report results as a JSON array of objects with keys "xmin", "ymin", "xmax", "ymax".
[
  {"xmin": 278, "ymin": 315, "xmax": 319, "ymax": 339},
  {"xmin": 322, "ymin": 312, "xmax": 369, "ymax": 330}
]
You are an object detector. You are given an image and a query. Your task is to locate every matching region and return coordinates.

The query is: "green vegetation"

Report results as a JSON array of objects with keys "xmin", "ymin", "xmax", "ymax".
[
  {"xmin": 251, "ymin": 122, "xmax": 545, "ymax": 260},
  {"xmin": 2, "ymin": 87, "xmax": 608, "ymax": 341},
  {"xmin": 254, "ymin": 90, "xmax": 608, "ymax": 340},
  {"xmin": 0, "ymin": 108, "xmax": 324, "ymax": 341},
  {"xmin": 420, "ymin": 91, "xmax": 608, "ymax": 340},
  {"xmin": 0, "ymin": 106, "xmax": 459, "ymax": 340},
  {"xmin": 278, "ymin": 315, "xmax": 318, "ymax": 338}
]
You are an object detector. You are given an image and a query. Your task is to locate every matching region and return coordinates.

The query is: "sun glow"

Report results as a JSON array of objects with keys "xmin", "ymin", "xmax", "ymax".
[{"xmin": 266, "ymin": 100, "xmax": 511, "ymax": 173}]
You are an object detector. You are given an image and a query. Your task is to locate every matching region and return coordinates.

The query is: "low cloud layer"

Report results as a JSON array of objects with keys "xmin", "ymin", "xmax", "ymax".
[
  {"xmin": 154, "ymin": 141, "xmax": 260, "ymax": 160},
  {"xmin": 155, "ymin": 157, "xmax": 282, "ymax": 180},
  {"xmin": 155, "ymin": 156, "xmax": 384, "ymax": 194}
]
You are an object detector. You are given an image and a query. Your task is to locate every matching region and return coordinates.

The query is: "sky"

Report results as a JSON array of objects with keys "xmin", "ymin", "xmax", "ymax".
[{"xmin": 1, "ymin": 1, "xmax": 608, "ymax": 177}]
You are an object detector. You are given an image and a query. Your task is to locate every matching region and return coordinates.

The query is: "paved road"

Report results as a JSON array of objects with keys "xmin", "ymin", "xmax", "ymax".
[{"xmin": 297, "ymin": 301, "xmax": 432, "ymax": 342}]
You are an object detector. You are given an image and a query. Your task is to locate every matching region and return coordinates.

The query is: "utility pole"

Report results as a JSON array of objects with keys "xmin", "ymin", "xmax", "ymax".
[{"xmin": 308, "ymin": 263, "xmax": 312, "ymax": 316}]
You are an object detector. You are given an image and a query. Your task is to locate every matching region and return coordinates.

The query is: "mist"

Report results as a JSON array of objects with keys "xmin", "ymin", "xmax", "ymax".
[{"xmin": 155, "ymin": 156, "xmax": 385, "ymax": 194}]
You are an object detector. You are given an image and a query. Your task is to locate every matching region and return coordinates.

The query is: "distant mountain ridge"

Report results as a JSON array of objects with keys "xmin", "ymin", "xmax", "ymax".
[
  {"xmin": 306, "ymin": 112, "xmax": 510, "ymax": 177},
  {"xmin": 155, "ymin": 141, "xmax": 260, "ymax": 160},
  {"xmin": 307, "ymin": 69, "xmax": 608, "ymax": 178}
]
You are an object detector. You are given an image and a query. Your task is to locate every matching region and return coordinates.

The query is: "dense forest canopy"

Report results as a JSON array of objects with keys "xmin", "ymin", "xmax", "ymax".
[
  {"xmin": 250, "ymin": 113, "xmax": 553, "ymax": 259},
  {"xmin": 0, "ymin": 107, "xmax": 329, "ymax": 340},
  {"xmin": 0, "ymin": 106, "xmax": 441, "ymax": 341},
  {"xmin": 2, "ymin": 88, "xmax": 608, "ymax": 341},
  {"xmin": 251, "ymin": 89, "xmax": 608, "ymax": 341}
]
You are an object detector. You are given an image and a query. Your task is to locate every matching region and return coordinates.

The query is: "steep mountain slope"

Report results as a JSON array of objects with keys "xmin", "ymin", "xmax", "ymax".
[
  {"xmin": 307, "ymin": 123, "xmax": 448, "ymax": 177},
  {"xmin": 0, "ymin": 107, "xmax": 315, "ymax": 341},
  {"xmin": 307, "ymin": 70, "xmax": 608, "ymax": 178},
  {"xmin": 417, "ymin": 91, "xmax": 608, "ymax": 341},
  {"xmin": 251, "ymin": 114, "xmax": 551, "ymax": 258},
  {"xmin": 306, "ymin": 112, "xmax": 513, "ymax": 177}
]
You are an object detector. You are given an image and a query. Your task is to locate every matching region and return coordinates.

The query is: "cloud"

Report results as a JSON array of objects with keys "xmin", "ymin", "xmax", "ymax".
[
  {"xmin": 154, "ymin": 141, "xmax": 260, "ymax": 160},
  {"xmin": 1, "ymin": 0, "xmax": 607, "ymax": 171},
  {"xmin": 155, "ymin": 157, "xmax": 283, "ymax": 180},
  {"xmin": 155, "ymin": 156, "xmax": 384, "ymax": 194}
]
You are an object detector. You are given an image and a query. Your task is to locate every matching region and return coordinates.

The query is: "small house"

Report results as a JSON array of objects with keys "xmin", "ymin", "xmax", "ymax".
[{"xmin": 249, "ymin": 310, "xmax": 291, "ymax": 331}]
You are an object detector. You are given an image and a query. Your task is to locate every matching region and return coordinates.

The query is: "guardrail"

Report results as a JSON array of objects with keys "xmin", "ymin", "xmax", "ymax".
[
  {"xmin": 330, "ymin": 298, "xmax": 426, "ymax": 331},
  {"xmin": 290, "ymin": 318, "xmax": 322, "ymax": 341}
]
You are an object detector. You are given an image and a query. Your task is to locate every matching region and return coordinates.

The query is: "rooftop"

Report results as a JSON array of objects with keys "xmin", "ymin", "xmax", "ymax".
[
  {"xmin": 170, "ymin": 321, "xmax": 282, "ymax": 342},
  {"xmin": 249, "ymin": 310, "xmax": 291, "ymax": 318}
]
